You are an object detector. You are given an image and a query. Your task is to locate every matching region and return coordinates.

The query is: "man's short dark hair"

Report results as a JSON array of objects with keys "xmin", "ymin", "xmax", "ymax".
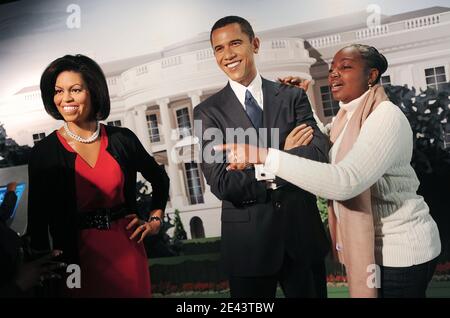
[
  {"xmin": 40, "ymin": 54, "xmax": 110, "ymax": 121},
  {"xmin": 210, "ymin": 16, "xmax": 255, "ymax": 43}
]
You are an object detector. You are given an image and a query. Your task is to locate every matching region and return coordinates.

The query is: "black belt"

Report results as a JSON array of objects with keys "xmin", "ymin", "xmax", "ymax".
[{"xmin": 78, "ymin": 205, "xmax": 129, "ymax": 230}]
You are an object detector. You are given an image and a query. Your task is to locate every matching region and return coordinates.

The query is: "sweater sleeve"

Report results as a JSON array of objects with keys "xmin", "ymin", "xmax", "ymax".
[{"xmin": 264, "ymin": 102, "xmax": 410, "ymax": 200}]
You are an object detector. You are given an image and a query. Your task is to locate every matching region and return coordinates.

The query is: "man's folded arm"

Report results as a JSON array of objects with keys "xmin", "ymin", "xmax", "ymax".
[
  {"xmin": 195, "ymin": 108, "xmax": 268, "ymax": 207},
  {"xmin": 275, "ymin": 89, "xmax": 330, "ymax": 187}
]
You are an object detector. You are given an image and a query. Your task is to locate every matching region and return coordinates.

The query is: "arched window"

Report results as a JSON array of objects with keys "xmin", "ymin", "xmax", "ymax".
[{"xmin": 190, "ymin": 216, "xmax": 205, "ymax": 239}]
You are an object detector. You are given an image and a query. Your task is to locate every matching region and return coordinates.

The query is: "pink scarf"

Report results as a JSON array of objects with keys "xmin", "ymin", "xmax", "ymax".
[{"xmin": 328, "ymin": 84, "xmax": 389, "ymax": 298}]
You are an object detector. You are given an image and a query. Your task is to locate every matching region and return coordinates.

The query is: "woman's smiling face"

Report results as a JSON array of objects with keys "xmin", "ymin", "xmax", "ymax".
[{"xmin": 53, "ymin": 71, "xmax": 92, "ymax": 124}]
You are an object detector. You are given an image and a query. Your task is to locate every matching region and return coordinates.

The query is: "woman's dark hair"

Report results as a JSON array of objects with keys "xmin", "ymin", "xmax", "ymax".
[
  {"xmin": 40, "ymin": 54, "xmax": 110, "ymax": 120},
  {"xmin": 210, "ymin": 16, "xmax": 255, "ymax": 43},
  {"xmin": 343, "ymin": 44, "xmax": 388, "ymax": 84}
]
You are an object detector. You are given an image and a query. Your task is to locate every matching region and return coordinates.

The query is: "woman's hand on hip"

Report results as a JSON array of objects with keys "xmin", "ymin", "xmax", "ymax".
[{"xmin": 126, "ymin": 212, "xmax": 161, "ymax": 243}]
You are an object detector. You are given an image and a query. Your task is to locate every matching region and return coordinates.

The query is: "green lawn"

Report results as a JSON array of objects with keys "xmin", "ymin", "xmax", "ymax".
[
  {"xmin": 325, "ymin": 281, "xmax": 450, "ymax": 298},
  {"xmin": 427, "ymin": 281, "xmax": 450, "ymax": 298},
  {"xmin": 154, "ymin": 281, "xmax": 450, "ymax": 298}
]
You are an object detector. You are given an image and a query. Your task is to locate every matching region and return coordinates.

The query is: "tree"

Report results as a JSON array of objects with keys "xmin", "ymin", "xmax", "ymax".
[
  {"xmin": 0, "ymin": 124, "xmax": 31, "ymax": 168},
  {"xmin": 384, "ymin": 83, "xmax": 450, "ymax": 260},
  {"xmin": 173, "ymin": 209, "xmax": 187, "ymax": 241},
  {"xmin": 316, "ymin": 197, "xmax": 328, "ymax": 228},
  {"xmin": 384, "ymin": 84, "xmax": 450, "ymax": 174},
  {"xmin": 135, "ymin": 180, "xmax": 177, "ymax": 258}
]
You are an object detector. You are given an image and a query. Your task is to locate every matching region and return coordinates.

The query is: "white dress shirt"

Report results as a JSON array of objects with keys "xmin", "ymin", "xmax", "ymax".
[
  {"xmin": 228, "ymin": 72, "xmax": 264, "ymax": 110},
  {"xmin": 228, "ymin": 73, "xmax": 276, "ymax": 185}
]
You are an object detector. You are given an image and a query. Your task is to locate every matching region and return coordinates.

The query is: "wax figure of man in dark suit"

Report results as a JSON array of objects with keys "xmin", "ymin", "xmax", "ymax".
[{"xmin": 194, "ymin": 16, "xmax": 330, "ymax": 298}]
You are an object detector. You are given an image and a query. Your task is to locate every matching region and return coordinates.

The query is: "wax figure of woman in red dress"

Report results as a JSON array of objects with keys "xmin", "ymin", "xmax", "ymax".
[{"xmin": 27, "ymin": 54, "xmax": 170, "ymax": 297}]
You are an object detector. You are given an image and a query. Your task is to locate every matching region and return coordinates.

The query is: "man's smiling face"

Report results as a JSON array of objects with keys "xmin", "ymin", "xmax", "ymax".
[{"xmin": 211, "ymin": 22, "xmax": 260, "ymax": 87}]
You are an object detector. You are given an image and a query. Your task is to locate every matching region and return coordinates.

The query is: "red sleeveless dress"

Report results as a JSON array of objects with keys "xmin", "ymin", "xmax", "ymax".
[{"xmin": 56, "ymin": 125, "xmax": 151, "ymax": 298}]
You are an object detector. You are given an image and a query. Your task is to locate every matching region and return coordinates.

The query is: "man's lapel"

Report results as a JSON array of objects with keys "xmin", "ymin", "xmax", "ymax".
[
  {"xmin": 221, "ymin": 83, "xmax": 254, "ymax": 130},
  {"xmin": 218, "ymin": 80, "xmax": 283, "ymax": 147}
]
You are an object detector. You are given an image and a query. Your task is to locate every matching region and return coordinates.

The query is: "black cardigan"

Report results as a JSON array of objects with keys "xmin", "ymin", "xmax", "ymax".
[{"xmin": 26, "ymin": 125, "xmax": 170, "ymax": 263}]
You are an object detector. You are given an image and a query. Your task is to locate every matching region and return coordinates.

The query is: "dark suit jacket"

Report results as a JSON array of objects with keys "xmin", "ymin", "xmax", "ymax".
[{"xmin": 194, "ymin": 78, "xmax": 330, "ymax": 276}]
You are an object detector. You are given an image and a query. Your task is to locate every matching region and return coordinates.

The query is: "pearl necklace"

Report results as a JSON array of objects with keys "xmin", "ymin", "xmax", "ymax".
[{"xmin": 63, "ymin": 122, "xmax": 100, "ymax": 143}]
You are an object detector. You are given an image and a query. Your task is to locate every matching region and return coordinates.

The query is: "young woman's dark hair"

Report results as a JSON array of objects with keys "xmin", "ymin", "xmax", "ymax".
[
  {"xmin": 40, "ymin": 54, "xmax": 110, "ymax": 120},
  {"xmin": 342, "ymin": 44, "xmax": 388, "ymax": 84}
]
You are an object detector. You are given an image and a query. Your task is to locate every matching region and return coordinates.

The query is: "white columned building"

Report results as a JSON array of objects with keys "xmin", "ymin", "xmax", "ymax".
[
  {"xmin": 123, "ymin": 109, "xmax": 137, "ymax": 132},
  {"xmin": 157, "ymin": 97, "xmax": 187, "ymax": 209},
  {"xmin": 134, "ymin": 105, "xmax": 152, "ymax": 153},
  {"xmin": 1, "ymin": 6, "xmax": 449, "ymax": 237}
]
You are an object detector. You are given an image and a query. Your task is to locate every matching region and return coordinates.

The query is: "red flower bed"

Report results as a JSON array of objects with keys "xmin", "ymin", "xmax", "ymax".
[
  {"xmin": 435, "ymin": 262, "xmax": 450, "ymax": 274},
  {"xmin": 327, "ymin": 274, "xmax": 347, "ymax": 283},
  {"xmin": 324, "ymin": 261, "xmax": 450, "ymax": 284},
  {"xmin": 152, "ymin": 281, "xmax": 179, "ymax": 294},
  {"xmin": 153, "ymin": 280, "xmax": 229, "ymax": 294}
]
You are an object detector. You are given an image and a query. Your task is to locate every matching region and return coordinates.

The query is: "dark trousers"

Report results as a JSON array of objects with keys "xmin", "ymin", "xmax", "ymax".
[
  {"xmin": 229, "ymin": 254, "xmax": 327, "ymax": 298},
  {"xmin": 378, "ymin": 257, "xmax": 438, "ymax": 298}
]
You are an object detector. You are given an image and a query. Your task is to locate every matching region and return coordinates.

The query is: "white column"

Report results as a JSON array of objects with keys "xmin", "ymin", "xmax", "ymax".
[
  {"xmin": 188, "ymin": 90, "xmax": 203, "ymax": 109},
  {"xmin": 202, "ymin": 175, "xmax": 220, "ymax": 204},
  {"xmin": 405, "ymin": 64, "xmax": 417, "ymax": 90},
  {"xmin": 305, "ymin": 79, "xmax": 317, "ymax": 112},
  {"xmin": 188, "ymin": 90, "xmax": 217, "ymax": 204},
  {"xmin": 306, "ymin": 80, "xmax": 327, "ymax": 131},
  {"xmin": 123, "ymin": 109, "xmax": 137, "ymax": 133},
  {"xmin": 134, "ymin": 105, "xmax": 152, "ymax": 153},
  {"xmin": 124, "ymin": 107, "xmax": 151, "ymax": 185},
  {"xmin": 158, "ymin": 98, "xmax": 186, "ymax": 208}
]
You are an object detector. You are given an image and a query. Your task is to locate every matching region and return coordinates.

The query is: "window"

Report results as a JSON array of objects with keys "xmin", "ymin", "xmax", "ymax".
[
  {"xmin": 380, "ymin": 75, "xmax": 391, "ymax": 86},
  {"xmin": 184, "ymin": 162, "xmax": 204, "ymax": 205},
  {"xmin": 320, "ymin": 86, "xmax": 340, "ymax": 117},
  {"xmin": 106, "ymin": 120, "xmax": 122, "ymax": 127},
  {"xmin": 32, "ymin": 132, "xmax": 46, "ymax": 145},
  {"xmin": 146, "ymin": 113, "xmax": 161, "ymax": 143},
  {"xmin": 425, "ymin": 66, "xmax": 447, "ymax": 91},
  {"xmin": 176, "ymin": 107, "xmax": 192, "ymax": 138},
  {"xmin": 189, "ymin": 216, "xmax": 205, "ymax": 239}
]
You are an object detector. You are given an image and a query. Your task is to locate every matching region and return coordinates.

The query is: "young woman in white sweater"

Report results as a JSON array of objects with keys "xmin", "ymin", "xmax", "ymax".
[{"xmin": 216, "ymin": 44, "xmax": 441, "ymax": 298}]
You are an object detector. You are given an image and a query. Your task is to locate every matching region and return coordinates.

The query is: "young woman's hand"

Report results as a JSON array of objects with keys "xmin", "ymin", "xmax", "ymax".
[
  {"xmin": 278, "ymin": 76, "xmax": 311, "ymax": 91},
  {"xmin": 214, "ymin": 143, "xmax": 268, "ymax": 171},
  {"xmin": 284, "ymin": 124, "xmax": 314, "ymax": 150}
]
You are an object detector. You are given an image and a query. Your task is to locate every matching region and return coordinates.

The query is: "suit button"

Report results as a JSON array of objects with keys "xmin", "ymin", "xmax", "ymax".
[{"xmin": 275, "ymin": 201, "xmax": 281, "ymax": 209}]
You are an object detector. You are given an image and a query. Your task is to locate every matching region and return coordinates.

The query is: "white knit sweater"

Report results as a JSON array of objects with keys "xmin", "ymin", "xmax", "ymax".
[{"xmin": 264, "ymin": 100, "xmax": 441, "ymax": 267}]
